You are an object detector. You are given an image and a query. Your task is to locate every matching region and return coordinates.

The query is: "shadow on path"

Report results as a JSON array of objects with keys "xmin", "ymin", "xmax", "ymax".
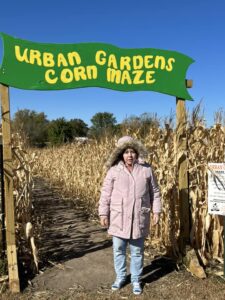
[
  {"xmin": 142, "ymin": 256, "xmax": 177, "ymax": 284},
  {"xmin": 121, "ymin": 256, "xmax": 177, "ymax": 289}
]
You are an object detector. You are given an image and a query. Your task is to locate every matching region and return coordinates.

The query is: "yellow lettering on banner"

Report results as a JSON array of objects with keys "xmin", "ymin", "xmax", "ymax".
[
  {"xmin": 29, "ymin": 50, "xmax": 42, "ymax": 66},
  {"xmin": 61, "ymin": 68, "xmax": 73, "ymax": 83},
  {"xmin": 132, "ymin": 70, "xmax": 144, "ymax": 84},
  {"xmin": 133, "ymin": 56, "xmax": 143, "ymax": 70},
  {"xmin": 154, "ymin": 56, "xmax": 166, "ymax": 69},
  {"xmin": 58, "ymin": 53, "xmax": 68, "ymax": 67},
  {"xmin": 67, "ymin": 52, "xmax": 81, "ymax": 66},
  {"xmin": 108, "ymin": 55, "xmax": 118, "ymax": 69},
  {"xmin": 43, "ymin": 52, "xmax": 55, "ymax": 67},
  {"xmin": 166, "ymin": 58, "xmax": 175, "ymax": 71},
  {"xmin": 120, "ymin": 56, "xmax": 131, "ymax": 71},
  {"xmin": 15, "ymin": 46, "xmax": 29, "ymax": 63},
  {"xmin": 95, "ymin": 50, "xmax": 107, "ymax": 65},
  {"xmin": 74, "ymin": 66, "xmax": 87, "ymax": 81},
  {"xmin": 121, "ymin": 70, "xmax": 132, "ymax": 84},
  {"xmin": 107, "ymin": 68, "xmax": 121, "ymax": 83},
  {"xmin": 144, "ymin": 55, "xmax": 154, "ymax": 68},
  {"xmin": 86, "ymin": 66, "xmax": 98, "ymax": 79},
  {"xmin": 45, "ymin": 69, "xmax": 58, "ymax": 84},
  {"xmin": 146, "ymin": 70, "xmax": 156, "ymax": 84}
]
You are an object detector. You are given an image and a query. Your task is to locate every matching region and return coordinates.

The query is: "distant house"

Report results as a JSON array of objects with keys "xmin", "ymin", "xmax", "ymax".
[{"xmin": 73, "ymin": 137, "xmax": 89, "ymax": 143}]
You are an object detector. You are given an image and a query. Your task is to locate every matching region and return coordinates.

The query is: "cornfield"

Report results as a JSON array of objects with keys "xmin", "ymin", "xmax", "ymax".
[
  {"xmin": 12, "ymin": 133, "xmax": 38, "ymax": 273},
  {"xmin": 31, "ymin": 108, "xmax": 225, "ymax": 266}
]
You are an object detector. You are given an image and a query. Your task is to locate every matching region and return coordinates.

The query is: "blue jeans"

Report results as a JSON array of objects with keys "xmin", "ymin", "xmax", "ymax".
[{"xmin": 112, "ymin": 236, "xmax": 144, "ymax": 283}]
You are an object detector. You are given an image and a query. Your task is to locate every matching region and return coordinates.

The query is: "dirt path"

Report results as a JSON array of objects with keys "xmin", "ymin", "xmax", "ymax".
[
  {"xmin": 3, "ymin": 177, "xmax": 225, "ymax": 300},
  {"xmin": 30, "ymin": 177, "xmax": 114, "ymax": 291}
]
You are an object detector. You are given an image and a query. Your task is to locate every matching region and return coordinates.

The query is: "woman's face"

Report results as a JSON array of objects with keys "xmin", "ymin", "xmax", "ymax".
[{"xmin": 123, "ymin": 148, "xmax": 137, "ymax": 166}]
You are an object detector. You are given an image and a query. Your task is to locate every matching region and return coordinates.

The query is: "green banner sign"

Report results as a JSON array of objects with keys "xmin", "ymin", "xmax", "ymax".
[{"xmin": 0, "ymin": 33, "xmax": 194, "ymax": 99}]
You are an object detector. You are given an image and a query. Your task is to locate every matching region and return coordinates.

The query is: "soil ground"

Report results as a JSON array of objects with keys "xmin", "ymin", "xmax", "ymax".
[{"xmin": 1, "ymin": 177, "xmax": 225, "ymax": 300}]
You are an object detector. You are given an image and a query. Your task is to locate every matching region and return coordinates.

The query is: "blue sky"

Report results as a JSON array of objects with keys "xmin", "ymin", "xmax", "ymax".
[{"xmin": 0, "ymin": 0, "xmax": 224, "ymax": 126}]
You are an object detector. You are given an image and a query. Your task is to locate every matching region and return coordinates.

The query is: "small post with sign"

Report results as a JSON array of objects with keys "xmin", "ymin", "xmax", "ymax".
[{"xmin": 208, "ymin": 163, "xmax": 225, "ymax": 278}]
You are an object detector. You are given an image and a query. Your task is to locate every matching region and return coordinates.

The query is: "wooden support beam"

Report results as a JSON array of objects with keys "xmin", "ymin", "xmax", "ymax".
[
  {"xmin": 176, "ymin": 98, "xmax": 189, "ymax": 254},
  {"xmin": 176, "ymin": 79, "xmax": 193, "ymax": 255},
  {"xmin": 0, "ymin": 134, "xmax": 5, "ymax": 254},
  {"xmin": 0, "ymin": 84, "xmax": 20, "ymax": 293}
]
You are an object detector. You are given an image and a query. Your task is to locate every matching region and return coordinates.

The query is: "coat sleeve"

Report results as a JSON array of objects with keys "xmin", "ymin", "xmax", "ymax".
[
  {"xmin": 149, "ymin": 167, "xmax": 161, "ymax": 213},
  {"xmin": 98, "ymin": 168, "xmax": 114, "ymax": 217}
]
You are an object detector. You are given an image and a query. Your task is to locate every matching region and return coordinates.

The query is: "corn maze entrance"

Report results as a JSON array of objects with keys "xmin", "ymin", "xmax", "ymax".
[{"xmin": 0, "ymin": 33, "xmax": 194, "ymax": 293}]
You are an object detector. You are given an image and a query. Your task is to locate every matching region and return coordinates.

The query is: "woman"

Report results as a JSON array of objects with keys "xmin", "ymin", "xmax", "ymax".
[{"xmin": 99, "ymin": 136, "xmax": 161, "ymax": 295}]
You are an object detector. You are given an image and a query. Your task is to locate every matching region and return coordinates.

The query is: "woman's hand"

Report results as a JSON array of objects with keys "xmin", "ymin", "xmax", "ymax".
[
  {"xmin": 100, "ymin": 216, "xmax": 109, "ymax": 228},
  {"xmin": 153, "ymin": 213, "xmax": 160, "ymax": 225}
]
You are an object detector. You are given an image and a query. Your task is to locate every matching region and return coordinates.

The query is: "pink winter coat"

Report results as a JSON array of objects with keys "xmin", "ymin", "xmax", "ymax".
[{"xmin": 99, "ymin": 160, "xmax": 161, "ymax": 239}]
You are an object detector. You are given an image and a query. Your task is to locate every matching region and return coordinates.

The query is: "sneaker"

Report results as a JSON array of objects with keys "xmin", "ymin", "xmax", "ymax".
[
  {"xmin": 132, "ymin": 282, "xmax": 142, "ymax": 295},
  {"xmin": 111, "ymin": 279, "xmax": 126, "ymax": 291}
]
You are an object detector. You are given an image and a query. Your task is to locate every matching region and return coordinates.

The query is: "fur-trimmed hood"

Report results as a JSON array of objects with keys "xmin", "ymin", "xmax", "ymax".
[{"xmin": 105, "ymin": 136, "xmax": 148, "ymax": 169}]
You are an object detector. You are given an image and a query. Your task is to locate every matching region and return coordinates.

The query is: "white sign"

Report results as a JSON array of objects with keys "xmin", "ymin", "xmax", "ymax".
[{"xmin": 208, "ymin": 163, "xmax": 225, "ymax": 216}]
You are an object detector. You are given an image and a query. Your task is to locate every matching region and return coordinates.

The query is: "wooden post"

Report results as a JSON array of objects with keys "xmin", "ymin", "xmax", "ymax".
[
  {"xmin": 0, "ymin": 133, "xmax": 5, "ymax": 254},
  {"xmin": 176, "ymin": 80, "xmax": 193, "ymax": 255},
  {"xmin": 0, "ymin": 84, "xmax": 20, "ymax": 293}
]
